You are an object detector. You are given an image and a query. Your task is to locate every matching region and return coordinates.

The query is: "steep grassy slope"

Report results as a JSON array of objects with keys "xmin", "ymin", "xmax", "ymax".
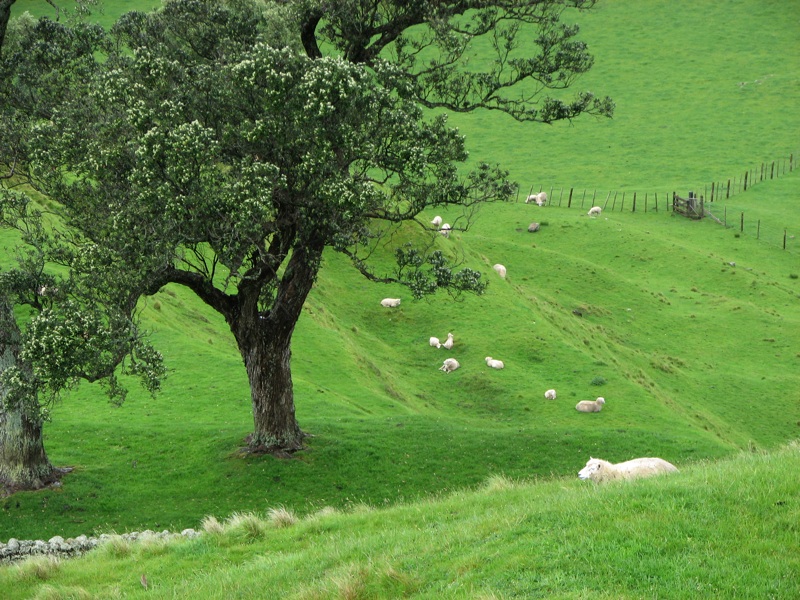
[
  {"xmin": 1, "ymin": 0, "xmax": 798, "ymax": 545},
  {"xmin": 3, "ymin": 443, "xmax": 799, "ymax": 599}
]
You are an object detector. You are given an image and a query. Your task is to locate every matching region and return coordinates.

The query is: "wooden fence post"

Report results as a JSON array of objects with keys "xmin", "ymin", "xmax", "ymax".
[
  {"xmin": 727, "ymin": 179, "xmax": 731, "ymax": 199},
  {"xmin": 744, "ymin": 171, "xmax": 748, "ymax": 191},
  {"xmin": 611, "ymin": 191, "xmax": 618, "ymax": 211},
  {"xmin": 603, "ymin": 191, "xmax": 612, "ymax": 210},
  {"xmin": 711, "ymin": 181, "xmax": 715, "ymax": 202},
  {"xmin": 740, "ymin": 212, "xmax": 744, "ymax": 233},
  {"xmin": 567, "ymin": 187, "xmax": 574, "ymax": 208},
  {"xmin": 771, "ymin": 161, "xmax": 775, "ymax": 179},
  {"xmin": 581, "ymin": 189, "xmax": 587, "ymax": 208}
]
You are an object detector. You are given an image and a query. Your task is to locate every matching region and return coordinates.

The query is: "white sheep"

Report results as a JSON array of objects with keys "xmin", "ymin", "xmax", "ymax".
[
  {"xmin": 380, "ymin": 298, "xmax": 401, "ymax": 308},
  {"xmin": 431, "ymin": 215, "xmax": 443, "ymax": 228},
  {"xmin": 485, "ymin": 356, "xmax": 504, "ymax": 369},
  {"xmin": 440, "ymin": 223, "xmax": 451, "ymax": 238},
  {"xmin": 544, "ymin": 389, "xmax": 557, "ymax": 400},
  {"xmin": 575, "ymin": 397, "xmax": 605, "ymax": 412},
  {"xmin": 525, "ymin": 194, "xmax": 538, "ymax": 204},
  {"xmin": 535, "ymin": 191, "xmax": 547, "ymax": 206},
  {"xmin": 578, "ymin": 457, "xmax": 678, "ymax": 483},
  {"xmin": 442, "ymin": 332, "xmax": 454, "ymax": 350},
  {"xmin": 588, "ymin": 206, "xmax": 602, "ymax": 217},
  {"xmin": 439, "ymin": 358, "xmax": 460, "ymax": 373},
  {"xmin": 429, "ymin": 337, "xmax": 441, "ymax": 348},
  {"xmin": 492, "ymin": 264, "xmax": 507, "ymax": 278}
]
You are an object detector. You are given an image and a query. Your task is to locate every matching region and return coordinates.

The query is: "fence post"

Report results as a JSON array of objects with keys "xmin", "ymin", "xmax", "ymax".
[
  {"xmin": 620, "ymin": 192, "xmax": 625, "ymax": 211},
  {"xmin": 611, "ymin": 191, "xmax": 618, "ymax": 211},
  {"xmin": 654, "ymin": 192, "xmax": 658, "ymax": 212},
  {"xmin": 771, "ymin": 161, "xmax": 775, "ymax": 179},
  {"xmin": 567, "ymin": 187, "xmax": 574, "ymax": 208},
  {"xmin": 603, "ymin": 191, "xmax": 612, "ymax": 210},
  {"xmin": 740, "ymin": 212, "xmax": 744, "ymax": 233},
  {"xmin": 727, "ymin": 179, "xmax": 731, "ymax": 199},
  {"xmin": 744, "ymin": 171, "xmax": 748, "ymax": 191},
  {"xmin": 711, "ymin": 181, "xmax": 715, "ymax": 202},
  {"xmin": 581, "ymin": 189, "xmax": 587, "ymax": 208},
  {"xmin": 644, "ymin": 193, "xmax": 648, "ymax": 213}
]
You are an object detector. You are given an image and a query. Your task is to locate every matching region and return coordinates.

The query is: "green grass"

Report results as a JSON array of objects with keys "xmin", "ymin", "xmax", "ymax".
[
  {"xmin": 3, "ymin": 442, "xmax": 799, "ymax": 598},
  {"xmin": 2, "ymin": 0, "xmax": 799, "ymax": 581}
]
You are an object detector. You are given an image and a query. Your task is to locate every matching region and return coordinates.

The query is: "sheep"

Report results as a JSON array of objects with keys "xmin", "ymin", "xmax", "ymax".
[
  {"xmin": 525, "ymin": 194, "xmax": 538, "ymax": 204},
  {"xmin": 380, "ymin": 298, "xmax": 401, "ymax": 308},
  {"xmin": 431, "ymin": 215, "xmax": 443, "ymax": 228},
  {"xmin": 492, "ymin": 264, "xmax": 507, "ymax": 278},
  {"xmin": 544, "ymin": 389, "xmax": 557, "ymax": 400},
  {"xmin": 439, "ymin": 358, "xmax": 460, "ymax": 373},
  {"xmin": 442, "ymin": 332, "xmax": 454, "ymax": 350},
  {"xmin": 485, "ymin": 356, "xmax": 505, "ymax": 369},
  {"xmin": 588, "ymin": 206, "xmax": 602, "ymax": 217},
  {"xmin": 577, "ymin": 457, "xmax": 678, "ymax": 483},
  {"xmin": 575, "ymin": 397, "xmax": 605, "ymax": 412},
  {"xmin": 535, "ymin": 191, "xmax": 547, "ymax": 206},
  {"xmin": 429, "ymin": 337, "xmax": 442, "ymax": 348},
  {"xmin": 440, "ymin": 223, "xmax": 451, "ymax": 238}
]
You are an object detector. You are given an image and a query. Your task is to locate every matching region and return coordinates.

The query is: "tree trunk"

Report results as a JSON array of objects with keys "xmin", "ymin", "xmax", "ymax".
[
  {"xmin": 0, "ymin": 296, "xmax": 58, "ymax": 494},
  {"xmin": 242, "ymin": 328, "xmax": 305, "ymax": 454},
  {"xmin": 231, "ymin": 242, "xmax": 323, "ymax": 455}
]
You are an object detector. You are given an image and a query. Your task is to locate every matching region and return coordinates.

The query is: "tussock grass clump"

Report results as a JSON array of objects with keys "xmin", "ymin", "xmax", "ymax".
[
  {"xmin": 201, "ymin": 515, "xmax": 224, "ymax": 535},
  {"xmin": 31, "ymin": 585, "xmax": 93, "ymax": 600},
  {"xmin": 13, "ymin": 556, "xmax": 60, "ymax": 582},
  {"xmin": 97, "ymin": 536, "xmax": 132, "ymax": 559},
  {"xmin": 225, "ymin": 512, "xmax": 267, "ymax": 542},
  {"xmin": 267, "ymin": 506, "xmax": 298, "ymax": 528}
]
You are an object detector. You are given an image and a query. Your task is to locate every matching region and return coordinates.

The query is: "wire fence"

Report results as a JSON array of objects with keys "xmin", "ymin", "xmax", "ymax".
[{"xmin": 522, "ymin": 151, "xmax": 799, "ymax": 253}]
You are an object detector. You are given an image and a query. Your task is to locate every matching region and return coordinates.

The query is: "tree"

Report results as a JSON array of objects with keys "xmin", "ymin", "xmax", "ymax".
[
  {"xmin": 0, "ymin": 7, "xmax": 163, "ymax": 493},
  {"xmin": 10, "ymin": 0, "xmax": 611, "ymax": 456}
]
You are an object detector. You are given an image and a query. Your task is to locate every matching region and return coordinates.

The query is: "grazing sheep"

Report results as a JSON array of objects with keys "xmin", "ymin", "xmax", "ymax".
[
  {"xmin": 440, "ymin": 223, "xmax": 451, "ymax": 238},
  {"xmin": 492, "ymin": 264, "xmax": 507, "ymax": 278},
  {"xmin": 578, "ymin": 457, "xmax": 678, "ymax": 483},
  {"xmin": 588, "ymin": 206, "xmax": 602, "ymax": 217},
  {"xmin": 429, "ymin": 337, "xmax": 442, "ymax": 348},
  {"xmin": 575, "ymin": 397, "xmax": 605, "ymax": 412},
  {"xmin": 528, "ymin": 222, "xmax": 540, "ymax": 233},
  {"xmin": 544, "ymin": 389, "xmax": 557, "ymax": 400},
  {"xmin": 485, "ymin": 356, "xmax": 505, "ymax": 369},
  {"xmin": 380, "ymin": 298, "xmax": 401, "ymax": 308},
  {"xmin": 442, "ymin": 332, "xmax": 454, "ymax": 350},
  {"xmin": 527, "ymin": 192, "xmax": 547, "ymax": 206},
  {"xmin": 431, "ymin": 215, "xmax": 443, "ymax": 228},
  {"xmin": 439, "ymin": 358, "xmax": 460, "ymax": 373}
]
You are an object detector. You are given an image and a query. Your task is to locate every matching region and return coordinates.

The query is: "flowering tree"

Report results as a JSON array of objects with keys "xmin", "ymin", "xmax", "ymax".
[{"xmin": 2, "ymin": 0, "xmax": 611, "ymax": 459}]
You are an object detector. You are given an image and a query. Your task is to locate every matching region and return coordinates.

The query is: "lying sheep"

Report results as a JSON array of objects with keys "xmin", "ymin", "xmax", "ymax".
[
  {"xmin": 575, "ymin": 397, "xmax": 605, "ymax": 412},
  {"xmin": 492, "ymin": 264, "xmax": 507, "ymax": 278},
  {"xmin": 439, "ymin": 358, "xmax": 460, "ymax": 373},
  {"xmin": 429, "ymin": 337, "xmax": 441, "ymax": 348},
  {"xmin": 578, "ymin": 457, "xmax": 678, "ymax": 483},
  {"xmin": 588, "ymin": 206, "xmax": 602, "ymax": 217},
  {"xmin": 442, "ymin": 332, "xmax": 454, "ymax": 350},
  {"xmin": 485, "ymin": 356, "xmax": 504, "ymax": 369},
  {"xmin": 380, "ymin": 298, "xmax": 401, "ymax": 308},
  {"xmin": 440, "ymin": 223, "xmax": 451, "ymax": 238},
  {"xmin": 544, "ymin": 389, "xmax": 557, "ymax": 400},
  {"xmin": 431, "ymin": 215, "xmax": 443, "ymax": 228}
]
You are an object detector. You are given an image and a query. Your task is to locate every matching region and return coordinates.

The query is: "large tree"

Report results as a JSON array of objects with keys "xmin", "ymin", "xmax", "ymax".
[
  {"xmin": 0, "ymin": 6, "xmax": 163, "ymax": 492},
  {"xmin": 8, "ymin": 0, "xmax": 611, "ymax": 456}
]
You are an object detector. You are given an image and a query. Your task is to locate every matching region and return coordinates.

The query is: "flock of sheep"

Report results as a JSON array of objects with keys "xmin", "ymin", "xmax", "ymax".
[{"xmin": 381, "ymin": 196, "xmax": 677, "ymax": 483}]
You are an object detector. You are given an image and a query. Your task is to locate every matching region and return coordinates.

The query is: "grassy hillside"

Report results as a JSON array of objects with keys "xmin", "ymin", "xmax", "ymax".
[
  {"xmin": 3, "ymin": 443, "xmax": 799, "ymax": 598},
  {"xmin": 2, "ymin": 0, "xmax": 799, "ymax": 554}
]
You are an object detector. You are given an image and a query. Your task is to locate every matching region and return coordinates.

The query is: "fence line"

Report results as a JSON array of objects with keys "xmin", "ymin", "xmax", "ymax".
[{"xmin": 524, "ymin": 151, "xmax": 798, "ymax": 252}]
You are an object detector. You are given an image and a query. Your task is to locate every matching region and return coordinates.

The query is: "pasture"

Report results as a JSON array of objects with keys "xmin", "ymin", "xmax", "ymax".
[{"xmin": 2, "ymin": 0, "xmax": 799, "ymax": 555}]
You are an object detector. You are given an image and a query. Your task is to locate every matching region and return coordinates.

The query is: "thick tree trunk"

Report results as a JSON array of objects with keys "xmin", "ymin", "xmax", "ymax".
[
  {"xmin": 242, "ymin": 329, "xmax": 305, "ymax": 454},
  {"xmin": 0, "ymin": 296, "xmax": 58, "ymax": 494},
  {"xmin": 231, "ymin": 242, "xmax": 323, "ymax": 455}
]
